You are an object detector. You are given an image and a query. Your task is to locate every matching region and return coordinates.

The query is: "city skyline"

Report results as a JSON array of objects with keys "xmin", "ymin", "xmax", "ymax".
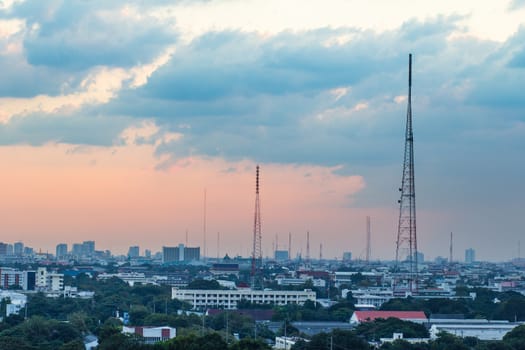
[{"xmin": 0, "ymin": 1, "xmax": 524, "ymax": 261}]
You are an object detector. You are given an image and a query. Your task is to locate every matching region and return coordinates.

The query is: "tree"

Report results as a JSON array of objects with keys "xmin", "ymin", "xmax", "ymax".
[
  {"xmin": 502, "ymin": 324, "xmax": 525, "ymax": 350},
  {"xmin": 429, "ymin": 332, "xmax": 469, "ymax": 350},
  {"xmin": 130, "ymin": 305, "xmax": 150, "ymax": 325},
  {"xmin": 291, "ymin": 330, "xmax": 370, "ymax": 350},
  {"xmin": 229, "ymin": 338, "xmax": 271, "ymax": 350},
  {"xmin": 59, "ymin": 339, "xmax": 85, "ymax": 350},
  {"xmin": 186, "ymin": 279, "xmax": 224, "ymax": 290},
  {"xmin": 355, "ymin": 318, "xmax": 429, "ymax": 341}
]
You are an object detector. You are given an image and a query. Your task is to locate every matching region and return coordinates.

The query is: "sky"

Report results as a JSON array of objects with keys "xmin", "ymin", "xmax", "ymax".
[{"xmin": 0, "ymin": 0, "xmax": 524, "ymax": 261}]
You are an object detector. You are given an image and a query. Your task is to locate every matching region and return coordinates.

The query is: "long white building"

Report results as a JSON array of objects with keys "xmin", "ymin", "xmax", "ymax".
[
  {"xmin": 429, "ymin": 319, "xmax": 524, "ymax": 341},
  {"xmin": 172, "ymin": 288, "xmax": 316, "ymax": 309}
]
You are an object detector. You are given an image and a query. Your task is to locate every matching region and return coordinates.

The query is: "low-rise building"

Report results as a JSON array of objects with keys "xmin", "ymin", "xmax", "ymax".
[
  {"xmin": 343, "ymin": 288, "xmax": 393, "ymax": 308},
  {"xmin": 429, "ymin": 319, "xmax": 524, "ymax": 341},
  {"xmin": 380, "ymin": 333, "xmax": 430, "ymax": 345},
  {"xmin": 0, "ymin": 290, "xmax": 27, "ymax": 317},
  {"xmin": 275, "ymin": 336, "xmax": 306, "ymax": 349},
  {"xmin": 350, "ymin": 311, "xmax": 427, "ymax": 324},
  {"xmin": 122, "ymin": 326, "xmax": 176, "ymax": 344},
  {"xmin": 172, "ymin": 288, "xmax": 316, "ymax": 310}
]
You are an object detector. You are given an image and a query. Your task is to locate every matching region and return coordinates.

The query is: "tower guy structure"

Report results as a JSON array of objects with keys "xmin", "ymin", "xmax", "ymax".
[
  {"xmin": 251, "ymin": 165, "xmax": 263, "ymax": 289},
  {"xmin": 395, "ymin": 54, "xmax": 419, "ymax": 293}
]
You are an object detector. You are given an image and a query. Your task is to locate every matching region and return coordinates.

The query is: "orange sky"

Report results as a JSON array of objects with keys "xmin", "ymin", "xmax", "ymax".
[{"xmin": 0, "ymin": 139, "xmax": 405, "ymax": 259}]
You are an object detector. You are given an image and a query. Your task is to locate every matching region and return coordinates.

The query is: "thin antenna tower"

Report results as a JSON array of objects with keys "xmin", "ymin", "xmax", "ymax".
[
  {"xmin": 395, "ymin": 53, "xmax": 419, "ymax": 293},
  {"xmin": 251, "ymin": 165, "xmax": 263, "ymax": 289},
  {"xmin": 449, "ymin": 232, "xmax": 453, "ymax": 264},
  {"xmin": 319, "ymin": 243, "xmax": 323, "ymax": 261},
  {"xmin": 306, "ymin": 231, "xmax": 310, "ymax": 265},
  {"xmin": 288, "ymin": 232, "xmax": 292, "ymax": 261},
  {"xmin": 203, "ymin": 189, "xmax": 207, "ymax": 261},
  {"xmin": 366, "ymin": 216, "xmax": 371, "ymax": 263},
  {"xmin": 217, "ymin": 232, "xmax": 220, "ymax": 260},
  {"xmin": 185, "ymin": 229, "xmax": 188, "ymax": 246}
]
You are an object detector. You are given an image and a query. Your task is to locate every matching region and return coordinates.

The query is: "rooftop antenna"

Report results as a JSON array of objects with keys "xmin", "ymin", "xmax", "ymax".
[
  {"xmin": 185, "ymin": 229, "xmax": 188, "ymax": 246},
  {"xmin": 319, "ymin": 243, "xmax": 323, "ymax": 261},
  {"xmin": 306, "ymin": 231, "xmax": 310, "ymax": 266},
  {"xmin": 288, "ymin": 232, "xmax": 292, "ymax": 261},
  {"xmin": 449, "ymin": 232, "xmax": 453, "ymax": 264}
]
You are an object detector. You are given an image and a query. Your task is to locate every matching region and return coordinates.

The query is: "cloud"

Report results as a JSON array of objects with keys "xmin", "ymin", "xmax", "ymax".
[
  {"xmin": 508, "ymin": 0, "xmax": 525, "ymax": 10},
  {"xmin": 8, "ymin": 1, "xmax": 176, "ymax": 71},
  {"xmin": 0, "ymin": 113, "xmax": 131, "ymax": 146}
]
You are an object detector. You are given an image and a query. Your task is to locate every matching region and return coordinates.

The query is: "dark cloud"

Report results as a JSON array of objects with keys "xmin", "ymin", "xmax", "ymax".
[
  {"xmin": 11, "ymin": 0, "xmax": 175, "ymax": 70},
  {"xmin": 137, "ymin": 25, "xmax": 452, "ymax": 102}
]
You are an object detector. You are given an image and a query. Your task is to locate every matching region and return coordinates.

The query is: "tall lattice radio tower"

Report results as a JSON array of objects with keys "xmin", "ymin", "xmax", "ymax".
[
  {"xmin": 251, "ymin": 165, "xmax": 263, "ymax": 289},
  {"xmin": 395, "ymin": 54, "xmax": 419, "ymax": 293}
]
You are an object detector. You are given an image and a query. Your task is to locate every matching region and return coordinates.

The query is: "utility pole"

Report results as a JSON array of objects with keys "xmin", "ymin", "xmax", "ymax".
[
  {"xmin": 449, "ymin": 232, "xmax": 453, "ymax": 264},
  {"xmin": 366, "ymin": 216, "xmax": 371, "ymax": 263}
]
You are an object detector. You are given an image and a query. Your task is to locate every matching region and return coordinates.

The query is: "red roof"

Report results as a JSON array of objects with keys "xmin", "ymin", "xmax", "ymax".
[{"xmin": 353, "ymin": 311, "xmax": 427, "ymax": 322}]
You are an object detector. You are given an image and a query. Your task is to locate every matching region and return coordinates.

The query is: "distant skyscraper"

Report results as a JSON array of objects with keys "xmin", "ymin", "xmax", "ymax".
[
  {"xmin": 343, "ymin": 252, "xmax": 352, "ymax": 262},
  {"xmin": 128, "ymin": 246, "xmax": 140, "ymax": 258},
  {"xmin": 56, "ymin": 243, "xmax": 68, "ymax": 259},
  {"xmin": 82, "ymin": 241, "xmax": 95, "ymax": 256},
  {"xmin": 465, "ymin": 248, "xmax": 476, "ymax": 264},
  {"xmin": 14, "ymin": 242, "xmax": 24, "ymax": 256},
  {"xmin": 415, "ymin": 251, "xmax": 424, "ymax": 263},
  {"xmin": 162, "ymin": 245, "xmax": 200, "ymax": 263},
  {"xmin": 23, "ymin": 247, "xmax": 33, "ymax": 256},
  {"xmin": 6, "ymin": 244, "xmax": 13, "ymax": 256},
  {"xmin": 0, "ymin": 243, "xmax": 8, "ymax": 255},
  {"xmin": 72, "ymin": 243, "xmax": 83, "ymax": 257},
  {"xmin": 145, "ymin": 249, "xmax": 151, "ymax": 258}
]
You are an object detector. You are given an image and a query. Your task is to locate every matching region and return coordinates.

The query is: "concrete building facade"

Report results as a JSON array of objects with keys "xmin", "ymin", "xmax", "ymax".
[{"xmin": 172, "ymin": 288, "xmax": 316, "ymax": 310}]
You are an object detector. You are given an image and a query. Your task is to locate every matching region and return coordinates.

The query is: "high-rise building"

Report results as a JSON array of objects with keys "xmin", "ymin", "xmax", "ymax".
[
  {"xmin": 162, "ymin": 245, "xmax": 200, "ymax": 263},
  {"xmin": 145, "ymin": 249, "xmax": 151, "ymax": 258},
  {"xmin": 128, "ymin": 246, "xmax": 140, "ymax": 258},
  {"xmin": 343, "ymin": 252, "xmax": 352, "ymax": 262},
  {"xmin": 56, "ymin": 244, "xmax": 68, "ymax": 259},
  {"xmin": 6, "ymin": 244, "xmax": 13, "ymax": 256},
  {"xmin": 14, "ymin": 242, "xmax": 24, "ymax": 256},
  {"xmin": 0, "ymin": 243, "xmax": 8, "ymax": 255},
  {"xmin": 23, "ymin": 247, "xmax": 33, "ymax": 256},
  {"xmin": 465, "ymin": 248, "xmax": 476, "ymax": 264},
  {"xmin": 72, "ymin": 243, "xmax": 83, "ymax": 257},
  {"xmin": 82, "ymin": 241, "xmax": 95, "ymax": 256}
]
